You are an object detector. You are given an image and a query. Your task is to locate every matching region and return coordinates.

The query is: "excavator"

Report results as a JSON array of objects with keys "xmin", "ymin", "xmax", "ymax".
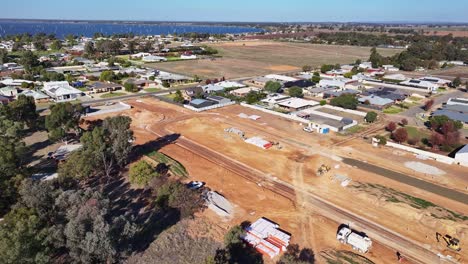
[
  {"xmin": 436, "ymin": 232, "xmax": 461, "ymax": 252},
  {"xmin": 317, "ymin": 164, "xmax": 331, "ymax": 176}
]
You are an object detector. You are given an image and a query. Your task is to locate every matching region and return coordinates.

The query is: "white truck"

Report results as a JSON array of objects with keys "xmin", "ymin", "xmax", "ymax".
[{"xmin": 337, "ymin": 226, "xmax": 372, "ymax": 253}]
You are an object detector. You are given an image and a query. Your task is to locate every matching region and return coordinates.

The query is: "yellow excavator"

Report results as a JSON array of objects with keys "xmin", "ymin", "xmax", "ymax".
[
  {"xmin": 436, "ymin": 232, "xmax": 461, "ymax": 252},
  {"xmin": 317, "ymin": 164, "xmax": 331, "ymax": 176}
]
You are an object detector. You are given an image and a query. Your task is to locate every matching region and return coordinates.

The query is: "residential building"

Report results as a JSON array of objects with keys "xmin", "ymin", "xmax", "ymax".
[
  {"xmin": 323, "ymin": 89, "xmax": 360, "ymax": 98},
  {"xmin": 89, "ymin": 82, "xmax": 123, "ymax": 93},
  {"xmin": 454, "ymin": 145, "xmax": 468, "ymax": 166},
  {"xmin": 230, "ymin": 87, "xmax": 261, "ymax": 97},
  {"xmin": 400, "ymin": 79, "xmax": 438, "ymax": 92},
  {"xmin": 206, "ymin": 95, "xmax": 232, "ymax": 105},
  {"xmin": 42, "ymin": 81, "xmax": 83, "ymax": 102},
  {"xmin": 181, "ymin": 54, "xmax": 197, "ymax": 60},
  {"xmin": 142, "ymin": 55, "xmax": 167, "ymax": 62},
  {"xmin": 358, "ymin": 95, "xmax": 394, "ymax": 109},
  {"xmin": 216, "ymin": 81, "xmax": 246, "ymax": 89},
  {"xmin": 156, "ymin": 71, "xmax": 191, "ymax": 85},
  {"xmin": 183, "ymin": 87, "xmax": 204, "ymax": 101},
  {"xmin": 446, "ymin": 98, "xmax": 468, "ymax": 107},
  {"xmin": 0, "ymin": 78, "xmax": 33, "ymax": 86},
  {"xmin": 19, "ymin": 89, "xmax": 49, "ymax": 103},
  {"xmin": 364, "ymin": 87, "xmax": 408, "ymax": 102},
  {"xmin": 276, "ymin": 98, "xmax": 319, "ymax": 111},
  {"xmin": 249, "ymin": 76, "xmax": 274, "ymax": 87},
  {"xmin": 0, "ymin": 86, "xmax": 18, "ymax": 97},
  {"xmin": 432, "ymin": 104, "xmax": 468, "ymax": 124},
  {"xmin": 419, "ymin": 76, "xmax": 452, "ymax": 86},
  {"xmin": 189, "ymin": 98, "xmax": 215, "ymax": 108},
  {"xmin": 306, "ymin": 86, "xmax": 337, "ymax": 98},
  {"xmin": 283, "ymin": 80, "xmax": 315, "ymax": 88},
  {"xmin": 383, "ymin": 65, "xmax": 399, "ymax": 72},
  {"xmin": 130, "ymin": 52, "xmax": 151, "ymax": 59},
  {"xmin": 264, "ymin": 74, "xmax": 298, "ymax": 83},
  {"xmin": 202, "ymin": 84, "xmax": 225, "ymax": 93},
  {"xmin": 261, "ymin": 94, "xmax": 290, "ymax": 106}
]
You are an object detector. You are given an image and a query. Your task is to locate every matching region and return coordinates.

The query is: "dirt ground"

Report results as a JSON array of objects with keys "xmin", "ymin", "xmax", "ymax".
[
  {"xmin": 148, "ymin": 41, "xmax": 400, "ymax": 79},
  {"xmin": 403, "ymin": 66, "xmax": 468, "ymax": 79},
  {"xmin": 83, "ymin": 98, "xmax": 467, "ymax": 263}
]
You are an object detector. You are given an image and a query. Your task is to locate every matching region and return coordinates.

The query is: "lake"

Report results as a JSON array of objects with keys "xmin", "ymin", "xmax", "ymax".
[{"xmin": 0, "ymin": 21, "xmax": 262, "ymax": 38}]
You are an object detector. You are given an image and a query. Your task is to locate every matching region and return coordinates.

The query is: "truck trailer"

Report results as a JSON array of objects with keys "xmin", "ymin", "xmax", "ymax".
[{"xmin": 337, "ymin": 226, "xmax": 372, "ymax": 253}]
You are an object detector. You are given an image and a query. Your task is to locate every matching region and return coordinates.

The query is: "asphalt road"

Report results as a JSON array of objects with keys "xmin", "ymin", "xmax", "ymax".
[{"xmin": 342, "ymin": 158, "xmax": 468, "ymax": 205}]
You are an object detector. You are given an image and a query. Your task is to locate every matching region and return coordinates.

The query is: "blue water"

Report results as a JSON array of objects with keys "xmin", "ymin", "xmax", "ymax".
[{"xmin": 0, "ymin": 21, "xmax": 261, "ymax": 38}]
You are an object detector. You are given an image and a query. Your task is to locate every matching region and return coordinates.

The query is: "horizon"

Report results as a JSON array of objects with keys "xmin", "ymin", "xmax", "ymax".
[{"xmin": 3, "ymin": 0, "xmax": 468, "ymax": 23}]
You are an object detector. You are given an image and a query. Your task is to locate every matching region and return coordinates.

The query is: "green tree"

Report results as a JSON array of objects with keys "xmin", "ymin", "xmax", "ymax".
[
  {"xmin": 162, "ymin": 81, "xmax": 170, "ymax": 88},
  {"xmin": 49, "ymin": 39, "xmax": 62, "ymax": 51},
  {"xmin": 224, "ymin": 225, "xmax": 244, "ymax": 246},
  {"xmin": 7, "ymin": 95, "xmax": 38, "ymax": 129},
  {"xmin": 320, "ymin": 64, "xmax": 334, "ymax": 73},
  {"xmin": 319, "ymin": 100, "xmax": 326, "ymax": 106},
  {"xmin": 302, "ymin": 65, "xmax": 312, "ymax": 72},
  {"xmin": 277, "ymin": 244, "xmax": 315, "ymax": 264},
  {"xmin": 365, "ymin": 111, "xmax": 378, "ymax": 123},
  {"xmin": 100, "ymin": 70, "xmax": 116, "ymax": 82},
  {"xmin": 245, "ymin": 91, "xmax": 266, "ymax": 104},
  {"xmin": 124, "ymin": 82, "xmax": 138, "ymax": 92},
  {"xmin": 311, "ymin": 72, "xmax": 321, "ymax": 83},
  {"xmin": 129, "ymin": 160, "xmax": 157, "ymax": 186},
  {"xmin": 84, "ymin": 42, "xmax": 96, "ymax": 58},
  {"xmin": 20, "ymin": 50, "xmax": 39, "ymax": 74},
  {"xmin": 155, "ymin": 181, "xmax": 205, "ymax": 218},
  {"xmin": 173, "ymin": 90, "xmax": 184, "ymax": 103},
  {"xmin": 264, "ymin": 81, "xmax": 282, "ymax": 93},
  {"xmin": 0, "ymin": 49, "xmax": 8, "ymax": 64},
  {"xmin": 369, "ymin": 47, "xmax": 383, "ymax": 68},
  {"xmin": 45, "ymin": 103, "xmax": 83, "ymax": 142},
  {"xmin": 127, "ymin": 40, "xmax": 137, "ymax": 54},
  {"xmin": 288, "ymin": 86, "xmax": 304, "ymax": 98},
  {"xmin": 330, "ymin": 94, "xmax": 359, "ymax": 109},
  {"xmin": 452, "ymin": 76, "xmax": 462, "ymax": 87}
]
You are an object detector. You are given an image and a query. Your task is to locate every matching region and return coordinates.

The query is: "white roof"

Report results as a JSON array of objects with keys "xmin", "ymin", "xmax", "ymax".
[
  {"xmin": 447, "ymin": 98, "xmax": 468, "ymax": 106},
  {"xmin": 230, "ymin": 87, "xmax": 260, "ymax": 95},
  {"xmin": 20, "ymin": 89, "xmax": 49, "ymax": 100},
  {"xmin": 277, "ymin": 98, "xmax": 319, "ymax": 109},
  {"xmin": 0, "ymin": 79, "xmax": 33, "ymax": 86},
  {"xmin": 261, "ymin": 94, "xmax": 290, "ymax": 104},
  {"xmin": 216, "ymin": 81, "xmax": 246, "ymax": 88},
  {"xmin": 142, "ymin": 55, "xmax": 167, "ymax": 62},
  {"xmin": 419, "ymin": 76, "xmax": 451, "ymax": 85},
  {"xmin": 264, "ymin": 74, "xmax": 298, "ymax": 82},
  {"xmin": 400, "ymin": 79, "xmax": 438, "ymax": 89},
  {"xmin": 384, "ymin": 73, "xmax": 407, "ymax": 81},
  {"xmin": 319, "ymin": 79, "xmax": 346, "ymax": 87},
  {"xmin": 43, "ymin": 81, "xmax": 82, "ymax": 96}
]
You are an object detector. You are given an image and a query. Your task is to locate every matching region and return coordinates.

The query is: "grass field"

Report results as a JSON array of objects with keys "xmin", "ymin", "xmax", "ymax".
[
  {"xmin": 147, "ymin": 41, "xmax": 400, "ymax": 79},
  {"xmin": 100, "ymin": 92, "xmax": 127, "ymax": 98}
]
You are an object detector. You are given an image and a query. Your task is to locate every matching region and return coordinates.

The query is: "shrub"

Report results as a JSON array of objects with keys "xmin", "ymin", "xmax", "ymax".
[
  {"xmin": 365, "ymin": 111, "xmax": 377, "ymax": 123},
  {"xmin": 401, "ymin": 118, "xmax": 408, "ymax": 126},
  {"xmin": 288, "ymin": 86, "xmax": 303, "ymax": 98},
  {"xmin": 374, "ymin": 135, "xmax": 387, "ymax": 145},
  {"xmin": 330, "ymin": 94, "xmax": 358, "ymax": 110},
  {"xmin": 319, "ymin": 100, "xmax": 326, "ymax": 106},
  {"xmin": 129, "ymin": 160, "xmax": 158, "ymax": 185},
  {"xmin": 386, "ymin": 121, "xmax": 397, "ymax": 132},
  {"xmin": 392, "ymin": 128, "xmax": 408, "ymax": 143}
]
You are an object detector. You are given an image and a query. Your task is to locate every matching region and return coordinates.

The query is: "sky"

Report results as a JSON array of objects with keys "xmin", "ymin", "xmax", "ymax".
[{"xmin": 2, "ymin": 0, "xmax": 468, "ymax": 23}]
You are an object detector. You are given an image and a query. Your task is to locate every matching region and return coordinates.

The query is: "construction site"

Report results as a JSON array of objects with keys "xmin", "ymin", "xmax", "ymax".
[{"xmin": 84, "ymin": 97, "xmax": 468, "ymax": 264}]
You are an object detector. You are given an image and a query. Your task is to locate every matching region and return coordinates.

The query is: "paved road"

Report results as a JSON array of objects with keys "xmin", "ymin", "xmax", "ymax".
[
  {"xmin": 342, "ymin": 158, "xmax": 468, "ymax": 205},
  {"xmin": 142, "ymin": 117, "xmax": 452, "ymax": 264}
]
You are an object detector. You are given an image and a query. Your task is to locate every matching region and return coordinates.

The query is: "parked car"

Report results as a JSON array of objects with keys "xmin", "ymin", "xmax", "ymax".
[
  {"xmin": 187, "ymin": 181, "xmax": 205, "ymax": 190},
  {"xmin": 303, "ymin": 127, "xmax": 313, "ymax": 133}
]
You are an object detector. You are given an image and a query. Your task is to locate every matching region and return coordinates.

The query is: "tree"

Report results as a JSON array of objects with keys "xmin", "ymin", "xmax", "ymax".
[
  {"xmin": 320, "ymin": 64, "xmax": 334, "ymax": 73},
  {"xmin": 392, "ymin": 128, "xmax": 408, "ymax": 143},
  {"xmin": 374, "ymin": 135, "xmax": 387, "ymax": 145},
  {"xmin": 127, "ymin": 40, "xmax": 137, "ymax": 54},
  {"xmin": 386, "ymin": 121, "xmax": 397, "ymax": 132},
  {"xmin": 19, "ymin": 50, "xmax": 39, "ymax": 74},
  {"xmin": 401, "ymin": 118, "xmax": 408, "ymax": 126},
  {"xmin": 302, "ymin": 65, "xmax": 312, "ymax": 72},
  {"xmin": 224, "ymin": 225, "xmax": 244, "ymax": 246},
  {"xmin": 129, "ymin": 160, "xmax": 157, "ymax": 186},
  {"xmin": 424, "ymin": 99, "xmax": 434, "ymax": 111},
  {"xmin": 155, "ymin": 181, "xmax": 205, "ymax": 218},
  {"xmin": 369, "ymin": 47, "xmax": 383, "ymax": 68},
  {"xmin": 45, "ymin": 103, "xmax": 83, "ymax": 142},
  {"xmin": 0, "ymin": 49, "xmax": 8, "ymax": 64},
  {"xmin": 173, "ymin": 90, "xmax": 184, "ymax": 104},
  {"xmin": 245, "ymin": 91, "xmax": 265, "ymax": 104},
  {"xmin": 124, "ymin": 82, "xmax": 138, "ymax": 92},
  {"xmin": 311, "ymin": 72, "xmax": 321, "ymax": 83},
  {"xmin": 452, "ymin": 76, "xmax": 462, "ymax": 87},
  {"xmin": 264, "ymin": 81, "xmax": 282, "ymax": 93},
  {"xmin": 319, "ymin": 100, "xmax": 326, "ymax": 106},
  {"xmin": 102, "ymin": 116, "xmax": 133, "ymax": 168},
  {"xmin": 50, "ymin": 40, "xmax": 62, "ymax": 51},
  {"xmin": 7, "ymin": 95, "xmax": 38, "ymax": 129},
  {"xmin": 288, "ymin": 86, "xmax": 304, "ymax": 98},
  {"xmin": 330, "ymin": 94, "xmax": 358, "ymax": 109},
  {"xmin": 100, "ymin": 70, "xmax": 116, "ymax": 82},
  {"xmin": 162, "ymin": 81, "xmax": 170, "ymax": 88},
  {"xmin": 277, "ymin": 244, "xmax": 315, "ymax": 264},
  {"xmin": 365, "ymin": 111, "xmax": 377, "ymax": 123},
  {"xmin": 84, "ymin": 42, "xmax": 96, "ymax": 58}
]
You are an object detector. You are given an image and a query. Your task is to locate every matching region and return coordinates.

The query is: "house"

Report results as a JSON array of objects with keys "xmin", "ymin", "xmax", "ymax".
[
  {"xmin": 433, "ymin": 105, "xmax": 468, "ymax": 125},
  {"xmin": 358, "ymin": 95, "xmax": 394, "ymax": 109},
  {"xmin": 359, "ymin": 62, "xmax": 373, "ymax": 69},
  {"xmin": 89, "ymin": 82, "xmax": 123, "ymax": 93},
  {"xmin": 283, "ymin": 80, "xmax": 315, "ymax": 88},
  {"xmin": 216, "ymin": 81, "xmax": 246, "ymax": 89},
  {"xmin": 400, "ymin": 79, "xmax": 438, "ymax": 92},
  {"xmin": 19, "ymin": 89, "xmax": 49, "ymax": 103},
  {"xmin": 264, "ymin": 74, "xmax": 298, "ymax": 83},
  {"xmin": 383, "ymin": 65, "xmax": 399, "ymax": 72},
  {"xmin": 181, "ymin": 54, "xmax": 197, "ymax": 60},
  {"xmin": 156, "ymin": 71, "xmax": 191, "ymax": 85},
  {"xmin": 364, "ymin": 87, "xmax": 408, "ymax": 102},
  {"xmin": 383, "ymin": 74, "xmax": 407, "ymax": 82},
  {"xmin": 306, "ymin": 86, "xmax": 337, "ymax": 97},
  {"xmin": 276, "ymin": 98, "xmax": 319, "ymax": 111},
  {"xmin": 202, "ymin": 84, "xmax": 225, "ymax": 93},
  {"xmin": 0, "ymin": 95, "xmax": 11, "ymax": 105},
  {"xmin": 0, "ymin": 78, "xmax": 33, "ymax": 86},
  {"xmin": 230, "ymin": 87, "xmax": 261, "ymax": 97},
  {"xmin": 130, "ymin": 52, "xmax": 151, "ymax": 59},
  {"xmin": 126, "ymin": 78, "xmax": 158, "ymax": 89},
  {"xmin": 447, "ymin": 98, "xmax": 468, "ymax": 107},
  {"xmin": 261, "ymin": 94, "xmax": 290, "ymax": 106},
  {"xmin": 142, "ymin": 55, "xmax": 167, "ymax": 62},
  {"xmin": 323, "ymin": 89, "xmax": 360, "ymax": 99},
  {"xmin": 241, "ymin": 218, "xmax": 291, "ymax": 259},
  {"xmin": 249, "ymin": 76, "xmax": 274, "ymax": 87},
  {"xmin": 419, "ymin": 76, "xmax": 452, "ymax": 86},
  {"xmin": 454, "ymin": 145, "xmax": 468, "ymax": 166},
  {"xmin": 0, "ymin": 86, "xmax": 18, "ymax": 97},
  {"xmin": 206, "ymin": 95, "xmax": 232, "ymax": 105},
  {"xmin": 189, "ymin": 98, "xmax": 215, "ymax": 109},
  {"xmin": 42, "ymin": 81, "xmax": 83, "ymax": 102},
  {"xmin": 183, "ymin": 86, "xmax": 204, "ymax": 101}
]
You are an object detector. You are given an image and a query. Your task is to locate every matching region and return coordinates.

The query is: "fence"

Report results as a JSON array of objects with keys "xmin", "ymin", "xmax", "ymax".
[
  {"xmin": 384, "ymin": 141, "xmax": 454, "ymax": 165},
  {"xmin": 184, "ymin": 101, "xmax": 236, "ymax": 112}
]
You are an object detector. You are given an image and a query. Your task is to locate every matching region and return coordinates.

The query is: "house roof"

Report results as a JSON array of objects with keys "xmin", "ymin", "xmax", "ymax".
[
  {"xmin": 20, "ymin": 89, "xmax": 49, "ymax": 100},
  {"xmin": 284, "ymin": 80, "xmax": 315, "ymax": 88},
  {"xmin": 43, "ymin": 81, "xmax": 82, "ymax": 96},
  {"xmin": 359, "ymin": 95, "xmax": 394, "ymax": 106},
  {"xmin": 277, "ymin": 98, "xmax": 319, "ymax": 109},
  {"xmin": 324, "ymin": 89, "xmax": 360, "ymax": 97},
  {"xmin": 364, "ymin": 87, "xmax": 408, "ymax": 101},
  {"xmin": 190, "ymin": 99, "xmax": 210, "ymax": 105},
  {"xmin": 185, "ymin": 86, "xmax": 204, "ymax": 96},
  {"xmin": 91, "ymin": 82, "xmax": 123, "ymax": 89},
  {"xmin": 433, "ymin": 110, "xmax": 468, "ymax": 123},
  {"xmin": 202, "ymin": 84, "xmax": 225, "ymax": 92}
]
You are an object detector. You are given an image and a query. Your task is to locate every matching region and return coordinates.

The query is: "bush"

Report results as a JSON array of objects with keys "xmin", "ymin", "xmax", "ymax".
[
  {"xmin": 392, "ymin": 128, "xmax": 408, "ymax": 143},
  {"xmin": 374, "ymin": 135, "xmax": 387, "ymax": 145},
  {"xmin": 330, "ymin": 94, "xmax": 358, "ymax": 109},
  {"xmin": 319, "ymin": 100, "xmax": 326, "ymax": 106},
  {"xmin": 264, "ymin": 81, "xmax": 282, "ymax": 93},
  {"xmin": 288, "ymin": 86, "xmax": 303, "ymax": 98},
  {"xmin": 386, "ymin": 121, "xmax": 397, "ymax": 132},
  {"xmin": 129, "ymin": 160, "xmax": 158, "ymax": 185},
  {"xmin": 401, "ymin": 118, "xmax": 408, "ymax": 126},
  {"xmin": 124, "ymin": 82, "xmax": 138, "ymax": 92},
  {"xmin": 365, "ymin": 111, "xmax": 377, "ymax": 123}
]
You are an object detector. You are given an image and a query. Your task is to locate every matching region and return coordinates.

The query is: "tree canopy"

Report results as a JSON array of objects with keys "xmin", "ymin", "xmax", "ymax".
[
  {"xmin": 264, "ymin": 81, "xmax": 282, "ymax": 93},
  {"xmin": 330, "ymin": 94, "xmax": 359, "ymax": 110},
  {"xmin": 45, "ymin": 103, "xmax": 83, "ymax": 142}
]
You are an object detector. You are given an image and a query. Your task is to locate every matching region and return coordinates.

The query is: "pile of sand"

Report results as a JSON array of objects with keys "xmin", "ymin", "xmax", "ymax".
[{"xmin": 404, "ymin": 162, "xmax": 446, "ymax": 176}]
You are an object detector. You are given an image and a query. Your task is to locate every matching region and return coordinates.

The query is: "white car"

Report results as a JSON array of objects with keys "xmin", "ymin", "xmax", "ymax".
[
  {"xmin": 187, "ymin": 181, "xmax": 205, "ymax": 190},
  {"xmin": 303, "ymin": 127, "xmax": 313, "ymax": 133}
]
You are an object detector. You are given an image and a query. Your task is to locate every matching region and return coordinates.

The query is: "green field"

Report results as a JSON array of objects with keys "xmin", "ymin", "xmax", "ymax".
[{"xmin": 100, "ymin": 92, "xmax": 127, "ymax": 98}]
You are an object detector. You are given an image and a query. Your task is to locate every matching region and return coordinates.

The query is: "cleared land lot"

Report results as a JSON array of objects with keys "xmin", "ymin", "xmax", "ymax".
[{"xmin": 147, "ymin": 41, "xmax": 400, "ymax": 79}]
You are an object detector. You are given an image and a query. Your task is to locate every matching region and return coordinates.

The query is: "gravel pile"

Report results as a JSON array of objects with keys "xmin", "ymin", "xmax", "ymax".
[{"xmin": 404, "ymin": 161, "xmax": 446, "ymax": 176}]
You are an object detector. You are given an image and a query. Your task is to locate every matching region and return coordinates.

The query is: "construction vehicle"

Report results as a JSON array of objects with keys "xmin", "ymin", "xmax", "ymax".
[
  {"xmin": 436, "ymin": 232, "xmax": 461, "ymax": 251},
  {"xmin": 317, "ymin": 164, "xmax": 331, "ymax": 176},
  {"xmin": 337, "ymin": 226, "xmax": 372, "ymax": 253}
]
